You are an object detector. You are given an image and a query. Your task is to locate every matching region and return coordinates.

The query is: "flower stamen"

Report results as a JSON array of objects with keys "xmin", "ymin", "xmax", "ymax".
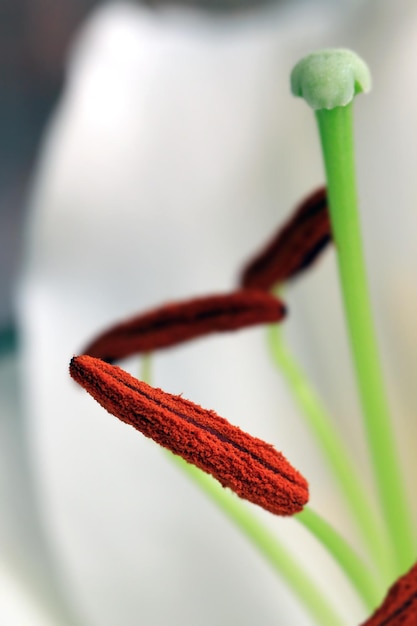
[
  {"xmin": 361, "ymin": 562, "xmax": 417, "ymax": 625},
  {"xmin": 83, "ymin": 290, "xmax": 286, "ymax": 363},
  {"xmin": 240, "ymin": 187, "xmax": 331, "ymax": 291},
  {"xmin": 70, "ymin": 354, "xmax": 308, "ymax": 516}
]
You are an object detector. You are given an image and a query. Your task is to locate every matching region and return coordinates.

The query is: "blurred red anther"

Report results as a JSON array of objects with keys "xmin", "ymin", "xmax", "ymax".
[
  {"xmin": 240, "ymin": 186, "xmax": 331, "ymax": 291},
  {"xmin": 83, "ymin": 289, "xmax": 286, "ymax": 363},
  {"xmin": 361, "ymin": 562, "xmax": 417, "ymax": 626}
]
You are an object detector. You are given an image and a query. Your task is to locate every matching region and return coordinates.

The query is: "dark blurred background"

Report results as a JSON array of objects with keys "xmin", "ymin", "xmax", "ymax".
[
  {"xmin": 0, "ymin": 0, "xmax": 97, "ymax": 345},
  {"xmin": 0, "ymin": 0, "xmax": 273, "ymax": 353}
]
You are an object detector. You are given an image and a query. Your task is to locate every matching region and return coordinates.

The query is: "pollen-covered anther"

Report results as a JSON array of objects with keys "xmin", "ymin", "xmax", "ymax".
[
  {"xmin": 70, "ymin": 355, "xmax": 309, "ymax": 516},
  {"xmin": 240, "ymin": 186, "xmax": 331, "ymax": 291},
  {"xmin": 83, "ymin": 290, "xmax": 286, "ymax": 363},
  {"xmin": 361, "ymin": 562, "xmax": 417, "ymax": 626}
]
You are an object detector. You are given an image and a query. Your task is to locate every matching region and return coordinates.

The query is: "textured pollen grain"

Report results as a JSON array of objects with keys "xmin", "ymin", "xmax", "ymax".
[
  {"xmin": 240, "ymin": 186, "xmax": 331, "ymax": 290},
  {"xmin": 83, "ymin": 290, "xmax": 286, "ymax": 363},
  {"xmin": 361, "ymin": 562, "xmax": 417, "ymax": 626},
  {"xmin": 70, "ymin": 354, "xmax": 308, "ymax": 516}
]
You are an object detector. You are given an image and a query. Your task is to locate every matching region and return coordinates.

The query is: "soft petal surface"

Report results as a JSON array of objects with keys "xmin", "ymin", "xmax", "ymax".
[{"xmin": 0, "ymin": 350, "xmax": 79, "ymax": 626}]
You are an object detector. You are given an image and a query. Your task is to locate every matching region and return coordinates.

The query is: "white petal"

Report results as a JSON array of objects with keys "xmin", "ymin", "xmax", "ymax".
[{"xmin": 17, "ymin": 2, "xmax": 417, "ymax": 625}]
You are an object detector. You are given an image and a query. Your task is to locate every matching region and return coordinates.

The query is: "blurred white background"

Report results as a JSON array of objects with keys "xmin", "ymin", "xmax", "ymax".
[{"xmin": 1, "ymin": 1, "xmax": 417, "ymax": 625}]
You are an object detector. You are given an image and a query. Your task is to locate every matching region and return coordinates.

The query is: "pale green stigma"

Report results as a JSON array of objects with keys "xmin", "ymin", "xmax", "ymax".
[{"xmin": 291, "ymin": 49, "xmax": 371, "ymax": 110}]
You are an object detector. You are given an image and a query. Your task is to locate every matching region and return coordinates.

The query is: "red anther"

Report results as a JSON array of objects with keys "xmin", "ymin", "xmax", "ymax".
[
  {"xmin": 361, "ymin": 562, "xmax": 417, "ymax": 626},
  {"xmin": 70, "ymin": 355, "xmax": 308, "ymax": 517},
  {"xmin": 240, "ymin": 187, "xmax": 331, "ymax": 290},
  {"xmin": 83, "ymin": 290, "xmax": 286, "ymax": 363}
]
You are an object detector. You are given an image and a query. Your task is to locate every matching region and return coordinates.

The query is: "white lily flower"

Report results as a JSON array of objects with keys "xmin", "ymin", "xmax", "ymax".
[{"xmin": 7, "ymin": 1, "xmax": 417, "ymax": 625}]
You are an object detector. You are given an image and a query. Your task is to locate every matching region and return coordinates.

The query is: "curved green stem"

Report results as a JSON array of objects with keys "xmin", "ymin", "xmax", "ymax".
[
  {"xmin": 316, "ymin": 103, "xmax": 416, "ymax": 572},
  {"xmin": 139, "ymin": 353, "xmax": 152, "ymax": 383},
  {"xmin": 141, "ymin": 356, "xmax": 344, "ymax": 625},
  {"xmin": 170, "ymin": 454, "xmax": 346, "ymax": 626},
  {"xmin": 268, "ymin": 323, "xmax": 395, "ymax": 583},
  {"xmin": 296, "ymin": 507, "xmax": 382, "ymax": 611}
]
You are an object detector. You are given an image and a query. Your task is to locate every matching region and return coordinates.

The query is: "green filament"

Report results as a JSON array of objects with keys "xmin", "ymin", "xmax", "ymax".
[
  {"xmin": 170, "ymin": 454, "xmax": 346, "ymax": 626},
  {"xmin": 139, "ymin": 353, "xmax": 152, "ymax": 383},
  {"xmin": 141, "ymin": 358, "xmax": 344, "ymax": 625},
  {"xmin": 268, "ymin": 323, "xmax": 395, "ymax": 583},
  {"xmin": 296, "ymin": 507, "xmax": 382, "ymax": 611}
]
